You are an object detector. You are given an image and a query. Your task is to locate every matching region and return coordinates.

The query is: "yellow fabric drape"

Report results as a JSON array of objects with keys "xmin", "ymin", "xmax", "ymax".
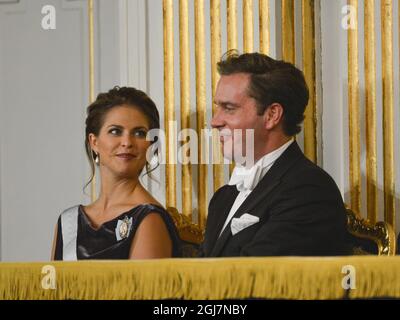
[{"xmin": 1, "ymin": 256, "xmax": 400, "ymax": 300}]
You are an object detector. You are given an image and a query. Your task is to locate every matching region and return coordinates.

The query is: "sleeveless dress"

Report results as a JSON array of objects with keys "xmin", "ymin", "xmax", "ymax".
[{"xmin": 54, "ymin": 204, "xmax": 182, "ymax": 260}]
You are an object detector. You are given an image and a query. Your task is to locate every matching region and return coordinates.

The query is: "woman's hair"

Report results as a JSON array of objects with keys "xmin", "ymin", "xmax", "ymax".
[{"xmin": 84, "ymin": 86, "xmax": 160, "ymax": 192}]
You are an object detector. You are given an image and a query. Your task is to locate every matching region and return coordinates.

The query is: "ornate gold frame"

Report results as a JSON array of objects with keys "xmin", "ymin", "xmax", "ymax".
[
  {"xmin": 167, "ymin": 207, "xmax": 204, "ymax": 245},
  {"xmin": 346, "ymin": 208, "xmax": 396, "ymax": 256}
]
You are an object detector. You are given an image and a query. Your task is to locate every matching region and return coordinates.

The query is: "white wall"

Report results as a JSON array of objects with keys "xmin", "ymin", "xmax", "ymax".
[
  {"xmin": 321, "ymin": 0, "xmax": 400, "ymax": 227},
  {"xmin": 0, "ymin": 0, "xmax": 120, "ymax": 261}
]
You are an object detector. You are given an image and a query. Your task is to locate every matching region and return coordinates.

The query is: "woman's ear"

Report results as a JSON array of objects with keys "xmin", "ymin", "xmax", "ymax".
[
  {"xmin": 88, "ymin": 133, "xmax": 98, "ymax": 153},
  {"xmin": 264, "ymin": 103, "xmax": 284, "ymax": 130}
]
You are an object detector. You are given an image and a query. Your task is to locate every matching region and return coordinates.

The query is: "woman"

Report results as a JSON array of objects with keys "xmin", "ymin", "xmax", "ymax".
[{"xmin": 52, "ymin": 86, "xmax": 181, "ymax": 260}]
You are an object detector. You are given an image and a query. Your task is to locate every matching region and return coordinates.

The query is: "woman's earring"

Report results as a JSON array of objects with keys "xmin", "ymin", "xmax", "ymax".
[{"xmin": 95, "ymin": 152, "xmax": 99, "ymax": 165}]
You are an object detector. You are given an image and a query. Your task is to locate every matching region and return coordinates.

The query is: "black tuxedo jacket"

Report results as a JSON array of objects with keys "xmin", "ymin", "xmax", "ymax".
[{"xmin": 202, "ymin": 142, "xmax": 351, "ymax": 257}]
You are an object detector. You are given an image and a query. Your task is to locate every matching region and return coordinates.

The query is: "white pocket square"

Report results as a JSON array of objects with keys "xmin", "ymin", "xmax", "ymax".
[{"xmin": 231, "ymin": 213, "xmax": 260, "ymax": 236}]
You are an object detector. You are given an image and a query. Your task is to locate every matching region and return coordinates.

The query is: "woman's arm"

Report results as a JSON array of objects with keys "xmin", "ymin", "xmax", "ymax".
[{"xmin": 129, "ymin": 213, "xmax": 173, "ymax": 259}]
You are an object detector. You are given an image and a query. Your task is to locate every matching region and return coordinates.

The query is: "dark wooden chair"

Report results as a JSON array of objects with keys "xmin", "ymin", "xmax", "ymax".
[
  {"xmin": 346, "ymin": 208, "xmax": 396, "ymax": 256},
  {"xmin": 167, "ymin": 207, "xmax": 203, "ymax": 257}
]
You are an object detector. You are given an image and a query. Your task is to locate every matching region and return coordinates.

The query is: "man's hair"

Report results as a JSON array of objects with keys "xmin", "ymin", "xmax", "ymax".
[{"xmin": 217, "ymin": 50, "xmax": 309, "ymax": 136}]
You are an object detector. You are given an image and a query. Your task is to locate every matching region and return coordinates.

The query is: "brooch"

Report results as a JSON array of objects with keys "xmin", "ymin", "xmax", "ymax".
[{"xmin": 115, "ymin": 216, "xmax": 132, "ymax": 241}]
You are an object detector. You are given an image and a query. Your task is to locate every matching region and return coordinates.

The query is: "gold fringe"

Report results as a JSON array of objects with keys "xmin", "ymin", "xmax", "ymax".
[
  {"xmin": 1, "ymin": 257, "xmax": 400, "ymax": 299},
  {"xmin": 346, "ymin": 256, "xmax": 400, "ymax": 298}
]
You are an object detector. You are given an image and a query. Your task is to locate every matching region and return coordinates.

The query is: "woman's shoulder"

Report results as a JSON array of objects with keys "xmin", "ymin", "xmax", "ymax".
[
  {"xmin": 55, "ymin": 205, "xmax": 82, "ymax": 233},
  {"xmin": 130, "ymin": 203, "xmax": 178, "ymax": 233},
  {"xmin": 58, "ymin": 205, "xmax": 81, "ymax": 218},
  {"xmin": 55, "ymin": 205, "xmax": 81, "ymax": 232},
  {"xmin": 131, "ymin": 204, "xmax": 182, "ymax": 256},
  {"xmin": 130, "ymin": 203, "xmax": 169, "ymax": 219},
  {"xmin": 58, "ymin": 204, "xmax": 81, "ymax": 220},
  {"xmin": 133, "ymin": 186, "xmax": 164, "ymax": 211}
]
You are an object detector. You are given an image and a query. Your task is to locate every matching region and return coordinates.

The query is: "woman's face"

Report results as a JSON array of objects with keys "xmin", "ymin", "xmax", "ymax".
[{"xmin": 89, "ymin": 105, "xmax": 152, "ymax": 179}]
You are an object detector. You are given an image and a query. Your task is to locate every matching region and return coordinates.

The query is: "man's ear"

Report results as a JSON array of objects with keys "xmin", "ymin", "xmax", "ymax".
[
  {"xmin": 88, "ymin": 133, "xmax": 98, "ymax": 153},
  {"xmin": 264, "ymin": 103, "xmax": 284, "ymax": 130}
]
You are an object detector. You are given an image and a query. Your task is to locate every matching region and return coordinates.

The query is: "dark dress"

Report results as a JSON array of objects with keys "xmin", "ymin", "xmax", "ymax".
[{"xmin": 54, "ymin": 204, "xmax": 182, "ymax": 260}]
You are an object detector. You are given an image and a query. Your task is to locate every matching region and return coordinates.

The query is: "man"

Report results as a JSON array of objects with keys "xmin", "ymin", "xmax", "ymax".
[{"xmin": 202, "ymin": 51, "xmax": 350, "ymax": 257}]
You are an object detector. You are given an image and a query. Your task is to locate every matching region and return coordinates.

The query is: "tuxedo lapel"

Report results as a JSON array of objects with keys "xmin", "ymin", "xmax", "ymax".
[
  {"xmin": 205, "ymin": 185, "xmax": 239, "ymax": 256},
  {"xmin": 209, "ymin": 142, "xmax": 304, "ymax": 257},
  {"xmin": 209, "ymin": 218, "xmax": 232, "ymax": 256},
  {"xmin": 209, "ymin": 176, "xmax": 281, "ymax": 257},
  {"xmin": 234, "ymin": 141, "xmax": 303, "ymax": 217}
]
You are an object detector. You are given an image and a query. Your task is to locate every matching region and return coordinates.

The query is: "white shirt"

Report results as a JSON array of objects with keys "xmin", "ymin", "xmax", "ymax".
[{"xmin": 218, "ymin": 139, "xmax": 294, "ymax": 237}]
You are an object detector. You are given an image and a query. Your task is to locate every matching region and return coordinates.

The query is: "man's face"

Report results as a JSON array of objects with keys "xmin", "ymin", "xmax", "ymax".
[{"xmin": 211, "ymin": 73, "xmax": 267, "ymax": 165}]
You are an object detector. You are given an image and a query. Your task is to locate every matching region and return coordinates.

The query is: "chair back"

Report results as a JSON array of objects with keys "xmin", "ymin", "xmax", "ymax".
[{"xmin": 346, "ymin": 208, "xmax": 396, "ymax": 256}]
